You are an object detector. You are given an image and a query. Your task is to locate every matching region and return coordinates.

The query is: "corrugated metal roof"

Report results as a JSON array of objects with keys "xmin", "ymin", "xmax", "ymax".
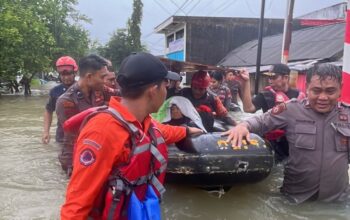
[{"xmin": 218, "ymin": 22, "xmax": 345, "ymax": 67}]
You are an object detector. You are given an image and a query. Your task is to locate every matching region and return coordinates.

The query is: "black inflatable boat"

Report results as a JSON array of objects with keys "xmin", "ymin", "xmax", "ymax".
[{"xmin": 166, "ymin": 133, "xmax": 274, "ymax": 188}]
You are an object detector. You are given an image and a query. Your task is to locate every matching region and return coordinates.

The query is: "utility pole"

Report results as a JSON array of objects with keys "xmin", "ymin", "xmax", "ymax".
[
  {"xmin": 281, "ymin": 0, "xmax": 295, "ymax": 64},
  {"xmin": 255, "ymin": 0, "xmax": 266, "ymax": 95}
]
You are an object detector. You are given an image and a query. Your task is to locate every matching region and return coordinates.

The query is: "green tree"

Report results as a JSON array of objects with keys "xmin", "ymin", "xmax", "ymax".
[
  {"xmin": 0, "ymin": 0, "xmax": 90, "ymax": 88},
  {"xmin": 127, "ymin": 0, "xmax": 143, "ymax": 50},
  {"xmin": 0, "ymin": 1, "xmax": 55, "ymax": 82},
  {"xmin": 100, "ymin": 0, "xmax": 145, "ymax": 69},
  {"xmin": 99, "ymin": 29, "xmax": 134, "ymax": 69},
  {"xmin": 37, "ymin": 0, "xmax": 90, "ymax": 62}
]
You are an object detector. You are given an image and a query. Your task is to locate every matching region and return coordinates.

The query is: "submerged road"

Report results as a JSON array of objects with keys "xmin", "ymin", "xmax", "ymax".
[{"xmin": 0, "ymin": 95, "xmax": 349, "ymax": 220}]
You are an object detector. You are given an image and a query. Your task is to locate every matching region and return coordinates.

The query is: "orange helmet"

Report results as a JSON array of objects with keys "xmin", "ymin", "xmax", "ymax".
[
  {"xmin": 191, "ymin": 70, "xmax": 210, "ymax": 88},
  {"xmin": 56, "ymin": 56, "xmax": 78, "ymax": 72}
]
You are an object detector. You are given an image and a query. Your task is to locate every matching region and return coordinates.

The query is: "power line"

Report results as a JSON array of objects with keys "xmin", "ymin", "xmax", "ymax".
[
  {"xmin": 153, "ymin": 0, "xmax": 172, "ymax": 15},
  {"xmin": 215, "ymin": 0, "xmax": 238, "ymax": 15},
  {"xmin": 201, "ymin": 0, "xmax": 216, "ymax": 16},
  {"xmin": 185, "ymin": 0, "xmax": 201, "ymax": 15},
  {"xmin": 182, "ymin": 0, "xmax": 195, "ymax": 11},
  {"xmin": 143, "ymin": 31, "xmax": 156, "ymax": 39},
  {"xmin": 170, "ymin": 0, "xmax": 189, "ymax": 15},
  {"xmin": 142, "ymin": 36, "xmax": 164, "ymax": 44},
  {"xmin": 208, "ymin": 0, "xmax": 232, "ymax": 16},
  {"xmin": 266, "ymin": 0, "xmax": 274, "ymax": 14},
  {"xmin": 245, "ymin": 0, "xmax": 259, "ymax": 16}
]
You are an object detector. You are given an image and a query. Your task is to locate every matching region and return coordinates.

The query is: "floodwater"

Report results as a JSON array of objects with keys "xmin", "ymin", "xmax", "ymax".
[{"xmin": 0, "ymin": 95, "xmax": 349, "ymax": 220}]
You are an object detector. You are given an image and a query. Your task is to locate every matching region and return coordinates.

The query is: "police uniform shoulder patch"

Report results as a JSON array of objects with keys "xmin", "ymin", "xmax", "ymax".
[
  {"xmin": 271, "ymin": 103, "xmax": 287, "ymax": 115},
  {"xmin": 80, "ymin": 149, "xmax": 96, "ymax": 166}
]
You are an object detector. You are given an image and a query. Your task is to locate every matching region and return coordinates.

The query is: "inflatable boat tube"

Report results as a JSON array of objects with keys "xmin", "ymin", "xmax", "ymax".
[{"xmin": 166, "ymin": 133, "xmax": 274, "ymax": 187}]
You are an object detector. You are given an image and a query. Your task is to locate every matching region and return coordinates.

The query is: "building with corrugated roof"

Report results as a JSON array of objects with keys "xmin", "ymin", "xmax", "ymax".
[
  {"xmin": 218, "ymin": 21, "xmax": 345, "ymax": 93},
  {"xmin": 154, "ymin": 16, "xmax": 294, "ymax": 65}
]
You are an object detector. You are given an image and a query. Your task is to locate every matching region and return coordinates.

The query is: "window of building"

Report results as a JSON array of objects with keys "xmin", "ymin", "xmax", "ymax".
[
  {"xmin": 166, "ymin": 34, "xmax": 175, "ymax": 48},
  {"xmin": 176, "ymin": 29, "xmax": 184, "ymax": 40}
]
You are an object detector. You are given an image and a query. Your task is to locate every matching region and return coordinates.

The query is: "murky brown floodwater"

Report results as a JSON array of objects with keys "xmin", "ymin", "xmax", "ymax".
[{"xmin": 0, "ymin": 94, "xmax": 349, "ymax": 220}]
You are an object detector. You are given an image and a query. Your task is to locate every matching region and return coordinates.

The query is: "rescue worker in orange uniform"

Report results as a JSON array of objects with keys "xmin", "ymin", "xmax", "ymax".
[
  {"xmin": 42, "ymin": 56, "xmax": 78, "ymax": 144},
  {"xmin": 61, "ymin": 52, "xmax": 203, "ymax": 219}
]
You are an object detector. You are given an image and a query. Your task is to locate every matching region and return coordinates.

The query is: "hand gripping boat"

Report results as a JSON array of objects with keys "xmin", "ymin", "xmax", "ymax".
[
  {"xmin": 166, "ymin": 132, "xmax": 274, "ymax": 188},
  {"xmin": 152, "ymin": 96, "xmax": 274, "ymax": 187}
]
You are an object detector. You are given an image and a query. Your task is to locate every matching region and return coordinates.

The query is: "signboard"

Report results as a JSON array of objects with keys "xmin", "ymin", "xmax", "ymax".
[{"xmin": 169, "ymin": 38, "xmax": 184, "ymax": 53}]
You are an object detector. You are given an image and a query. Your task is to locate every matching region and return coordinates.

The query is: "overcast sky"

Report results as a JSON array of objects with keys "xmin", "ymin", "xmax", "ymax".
[{"xmin": 76, "ymin": 0, "xmax": 344, "ymax": 55}]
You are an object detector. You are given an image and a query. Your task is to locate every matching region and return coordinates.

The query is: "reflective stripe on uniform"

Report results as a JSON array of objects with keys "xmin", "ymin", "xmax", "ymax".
[
  {"xmin": 133, "ymin": 143, "xmax": 150, "ymax": 155},
  {"xmin": 151, "ymin": 176, "xmax": 166, "ymax": 195},
  {"xmin": 150, "ymin": 145, "xmax": 166, "ymax": 165},
  {"xmin": 107, "ymin": 107, "xmax": 139, "ymax": 134},
  {"xmin": 156, "ymin": 137, "xmax": 165, "ymax": 145},
  {"xmin": 158, "ymin": 164, "xmax": 167, "ymax": 174}
]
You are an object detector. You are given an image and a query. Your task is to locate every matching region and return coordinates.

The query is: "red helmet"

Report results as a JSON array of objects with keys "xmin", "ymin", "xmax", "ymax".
[
  {"xmin": 56, "ymin": 56, "xmax": 78, "ymax": 72},
  {"xmin": 191, "ymin": 70, "xmax": 210, "ymax": 88}
]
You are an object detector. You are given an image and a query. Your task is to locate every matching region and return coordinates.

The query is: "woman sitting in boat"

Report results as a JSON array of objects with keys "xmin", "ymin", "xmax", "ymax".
[
  {"xmin": 153, "ymin": 96, "xmax": 207, "ymax": 132},
  {"xmin": 176, "ymin": 70, "xmax": 236, "ymax": 132},
  {"xmin": 166, "ymin": 104, "xmax": 197, "ymax": 127}
]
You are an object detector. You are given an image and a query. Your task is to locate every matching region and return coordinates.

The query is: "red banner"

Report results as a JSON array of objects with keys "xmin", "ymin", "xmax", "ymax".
[
  {"xmin": 346, "ymin": 10, "xmax": 350, "ymax": 44},
  {"xmin": 299, "ymin": 19, "xmax": 344, "ymax": 26},
  {"xmin": 341, "ymin": 71, "xmax": 350, "ymax": 104}
]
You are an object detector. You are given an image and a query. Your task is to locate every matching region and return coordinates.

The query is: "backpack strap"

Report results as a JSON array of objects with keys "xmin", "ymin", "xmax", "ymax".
[
  {"xmin": 94, "ymin": 108, "xmax": 166, "ymax": 218},
  {"xmin": 148, "ymin": 126, "xmax": 166, "ymax": 195}
]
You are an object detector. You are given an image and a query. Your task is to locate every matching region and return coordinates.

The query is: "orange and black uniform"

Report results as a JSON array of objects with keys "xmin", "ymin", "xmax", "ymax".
[
  {"xmin": 61, "ymin": 97, "xmax": 187, "ymax": 219},
  {"xmin": 56, "ymin": 83, "xmax": 106, "ymax": 173},
  {"xmin": 56, "ymin": 83, "xmax": 119, "ymax": 173}
]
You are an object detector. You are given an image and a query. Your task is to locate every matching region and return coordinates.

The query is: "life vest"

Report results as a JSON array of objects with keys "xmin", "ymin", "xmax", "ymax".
[
  {"xmin": 263, "ymin": 86, "xmax": 305, "ymax": 141},
  {"xmin": 64, "ymin": 107, "xmax": 168, "ymax": 220},
  {"xmin": 265, "ymin": 86, "xmax": 305, "ymax": 105}
]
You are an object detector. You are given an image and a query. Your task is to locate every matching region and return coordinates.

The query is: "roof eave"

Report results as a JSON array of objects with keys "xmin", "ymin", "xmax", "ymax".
[{"xmin": 154, "ymin": 16, "xmax": 176, "ymax": 34}]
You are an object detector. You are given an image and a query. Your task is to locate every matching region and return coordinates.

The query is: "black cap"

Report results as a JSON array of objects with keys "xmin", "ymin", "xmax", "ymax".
[
  {"xmin": 117, "ymin": 52, "xmax": 181, "ymax": 88},
  {"xmin": 264, "ymin": 64, "xmax": 290, "ymax": 76}
]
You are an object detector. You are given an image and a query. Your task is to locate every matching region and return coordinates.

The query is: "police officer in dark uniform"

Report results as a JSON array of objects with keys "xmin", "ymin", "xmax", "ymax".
[
  {"xmin": 240, "ymin": 64, "xmax": 304, "ymax": 113},
  {"xmin": 239, "ymin": 64, "xmax": 305, "ymax": 161},
  {"xmin": 225, "ymin": 63, "xmax": 350, "ymax": 203},
  {"xmin": 42, "ymin": 56, "xmax": 78, "ymax": 144},
  {"xmin": 55, "ymin": 54, "xmax": 110, "ymax": 175}
]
